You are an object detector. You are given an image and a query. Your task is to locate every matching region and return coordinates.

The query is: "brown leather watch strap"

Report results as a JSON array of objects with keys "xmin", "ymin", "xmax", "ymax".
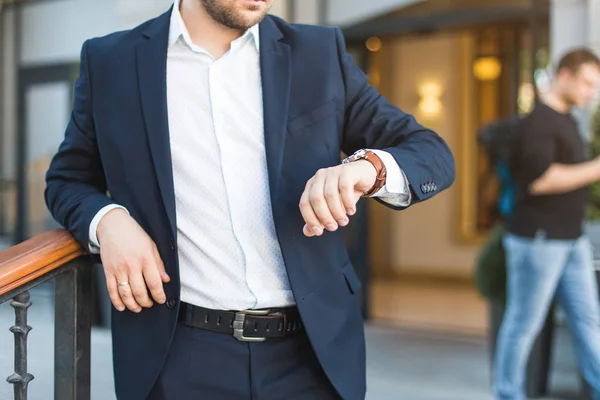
[{"xmin": 361, "ymin": 151, "xmax": 387, "ymax": 197}]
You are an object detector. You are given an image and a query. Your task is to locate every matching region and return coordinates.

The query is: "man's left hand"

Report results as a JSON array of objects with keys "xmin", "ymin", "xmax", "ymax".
[{"xmin": 299, "ymin": 160, "xmax": 377, "ymax": 237}]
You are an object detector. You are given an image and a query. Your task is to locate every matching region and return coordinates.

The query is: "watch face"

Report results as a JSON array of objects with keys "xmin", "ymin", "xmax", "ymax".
[
  {"xmin": 353, "ymin": 149, "xmax": 367, "ymax": 158},
  {"xmin": 347, "ymin": 149, "xmax": 366, "ymax": 162},
  {"xmin": 342, "ymin": 149, "xmax": 367, "ymax": 164}
]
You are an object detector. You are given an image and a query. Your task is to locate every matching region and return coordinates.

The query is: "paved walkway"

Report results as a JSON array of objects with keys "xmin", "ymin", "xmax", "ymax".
[{"xmin": 0, "ymin": 288, "xmax": 584, "ymax": 400}]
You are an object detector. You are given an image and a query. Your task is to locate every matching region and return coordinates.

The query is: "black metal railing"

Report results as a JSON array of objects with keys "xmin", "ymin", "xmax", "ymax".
[{"xmin": 0, "ymin": 229, "xmax": 92, "ymax": 400}]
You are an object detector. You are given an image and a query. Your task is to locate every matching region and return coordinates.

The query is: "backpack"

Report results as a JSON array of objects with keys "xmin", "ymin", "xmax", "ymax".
[
  {"xmin": 477, "ymin": 117, "xmax": 520, "ymax": 217},
  {"xmin": 473, "ymin": 117, "xmax": 521, "ymax": 301},
  {"xmin": 477, "ymin": 116, "xmax": 520, "ymax": 167}
]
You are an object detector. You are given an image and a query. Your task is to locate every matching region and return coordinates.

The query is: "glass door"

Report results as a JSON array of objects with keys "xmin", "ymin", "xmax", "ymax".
[{"xmin": 14, "ymin": 64, "xmax": 77, "ymax": 243}]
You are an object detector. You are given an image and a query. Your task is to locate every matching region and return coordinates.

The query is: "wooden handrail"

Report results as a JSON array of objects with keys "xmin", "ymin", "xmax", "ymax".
[{"xmin": 0, "ymin": 229, "xmax": 85, "ymax": 297}]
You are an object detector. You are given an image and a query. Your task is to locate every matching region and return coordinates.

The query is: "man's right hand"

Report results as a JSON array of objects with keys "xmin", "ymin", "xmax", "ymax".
[{"xmin": 97, "ymin": 208, "xmax": 170, "ymax": 313}]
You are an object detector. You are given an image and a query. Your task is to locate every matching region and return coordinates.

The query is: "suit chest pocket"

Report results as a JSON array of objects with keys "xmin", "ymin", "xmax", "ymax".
[{"xmin": 287, "ymin": 99, "xmax": 338, "ymax": 136}]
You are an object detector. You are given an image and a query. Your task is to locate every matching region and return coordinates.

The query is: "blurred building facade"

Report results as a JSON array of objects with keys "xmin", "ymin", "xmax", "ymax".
[
  {"xmin": 339, "ymin": 0, "xmax": 600, "ymax": 336},
  {"xmin": 1, "ymin": 0, "xmax": 599, "ymax": 335}
]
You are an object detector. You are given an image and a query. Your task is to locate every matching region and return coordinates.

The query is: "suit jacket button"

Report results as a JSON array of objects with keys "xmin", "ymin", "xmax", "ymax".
[
  {"xmin": 166, "ymin": 298, "xmax": 176, "ymax": 309},
  {"xmin": 170, "ymin": 238, "xmax": 176, "ymax": 251}
]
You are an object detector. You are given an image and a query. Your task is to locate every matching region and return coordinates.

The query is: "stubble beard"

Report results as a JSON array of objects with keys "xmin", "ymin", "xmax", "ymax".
[{"xmin": 200, "ymin": 0, "xmax": 267, "ymax": 30}]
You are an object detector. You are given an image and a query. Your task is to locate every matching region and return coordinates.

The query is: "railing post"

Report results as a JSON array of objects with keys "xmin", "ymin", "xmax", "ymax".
[
  {"xmin": 7, "ymin": 291, "xmax": 33, "ymax": 400},
  {"xmin": 54, "ymin": 259, "xmax": 92, "ymax": 400}
]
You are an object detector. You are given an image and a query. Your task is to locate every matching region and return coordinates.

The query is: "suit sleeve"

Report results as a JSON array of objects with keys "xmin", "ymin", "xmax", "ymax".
[
  {"xmin": 334, "ymin": 28, "xmax": 455, "ymax": 208},
  {"xmin": 44, "ymin": 40, "xmax": 117, "ymax": 249}
]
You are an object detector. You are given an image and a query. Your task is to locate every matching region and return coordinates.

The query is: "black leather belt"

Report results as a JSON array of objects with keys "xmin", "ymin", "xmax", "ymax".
[{"xmin": 178, "ymin": 302, "xmax": 303, "ymax": 342}]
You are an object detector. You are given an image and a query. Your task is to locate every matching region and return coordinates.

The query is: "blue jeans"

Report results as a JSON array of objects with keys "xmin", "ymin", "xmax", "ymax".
[{"xmin": 493, "ymin": 232, "xmax": 600, "ymax": 400}]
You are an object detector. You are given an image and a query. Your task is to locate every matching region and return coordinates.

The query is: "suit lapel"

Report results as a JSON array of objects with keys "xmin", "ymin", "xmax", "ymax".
[
  {"xmin": 133, "ymin": 13, "xmax": 290, "ymax": 236},
  {"xmin": 136, "ymin": 10, "xmax": 177, "ymax": 237},
  {"xmin": 259, "ymin": 17, "xmax": 292, "ymax": 206}
]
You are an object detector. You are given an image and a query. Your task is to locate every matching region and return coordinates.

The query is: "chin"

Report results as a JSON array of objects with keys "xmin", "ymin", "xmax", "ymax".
[{"xmin": 238, "ymin": 11, "xmax": 267, "ymax": 25}]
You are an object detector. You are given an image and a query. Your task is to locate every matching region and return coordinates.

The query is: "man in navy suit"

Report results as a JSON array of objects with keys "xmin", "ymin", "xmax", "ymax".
[{"xmin": 45, "ymin": 0, "xmax": 454, "ymax": 399}]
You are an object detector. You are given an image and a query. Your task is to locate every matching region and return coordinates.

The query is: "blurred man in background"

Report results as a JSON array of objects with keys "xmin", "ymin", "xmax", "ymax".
[{"xmin": 494, "ymin": 48, "xmax": 600, "ymax": 400}]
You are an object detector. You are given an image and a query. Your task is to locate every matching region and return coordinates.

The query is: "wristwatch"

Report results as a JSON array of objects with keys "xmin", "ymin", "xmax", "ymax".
[{"xmin": 342, "ymin": 149, "xmax": 387, "ymax": 197}]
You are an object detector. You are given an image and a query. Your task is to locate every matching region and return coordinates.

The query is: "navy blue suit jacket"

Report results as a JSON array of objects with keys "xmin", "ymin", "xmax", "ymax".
[{"xmin": 45, "ymin": 8, "xmax": 454, "ymax": 400}]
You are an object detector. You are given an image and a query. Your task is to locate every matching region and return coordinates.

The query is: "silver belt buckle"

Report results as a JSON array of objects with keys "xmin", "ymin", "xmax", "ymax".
[{"xmin": 233, "ymin": 309, "xmax": 271, "ymax": 342}]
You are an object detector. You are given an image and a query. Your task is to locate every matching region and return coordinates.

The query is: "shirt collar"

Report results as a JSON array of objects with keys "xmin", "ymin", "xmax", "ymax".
[{"xmin": 168, "ymin": 0, "xmax": 260, "ymax": 51}]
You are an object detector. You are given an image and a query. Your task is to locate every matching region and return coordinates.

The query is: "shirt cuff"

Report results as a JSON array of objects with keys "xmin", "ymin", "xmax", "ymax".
[
  {"xmin": 366, "ymin": 149, "xmax": 412, "ymax": 207},
  {"xmin": 88, "ymin": 204, "xmax": 129, "ymax": 254}
]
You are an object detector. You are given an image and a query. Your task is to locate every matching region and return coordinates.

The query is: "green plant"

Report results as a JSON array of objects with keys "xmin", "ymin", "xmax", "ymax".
[
  {"xmin": 473, "ymin": 223, "xmax": 506, "ymax": 304},
  {"xmin": 587, "ymin": 103, "xmax": 600, "ymax": 220}
]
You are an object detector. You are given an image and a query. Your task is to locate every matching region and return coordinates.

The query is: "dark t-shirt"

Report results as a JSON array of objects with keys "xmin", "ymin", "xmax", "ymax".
[{"xmin": 506, "ymin": 102, "xmax": 588, "ymax": 239}]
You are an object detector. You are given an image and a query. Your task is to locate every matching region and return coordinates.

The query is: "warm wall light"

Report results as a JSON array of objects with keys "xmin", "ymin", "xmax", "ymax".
[
  {"xmin": 473, "ymin": 56, "xmax": 502, "ymax": 81},
  {"xmin": 418, "ymin": 81, "xmax": 443, "ymax": 118},
  {"xmin": 419, "ymin": 97, "xmax": 441, "ymax": 116},
  {"xmin": 418, "ymin": 82, "xmax": 442, "ymax": 98},
  {"xmin": 366, "ymin": 37, "xmax": 382, "ymax": 52}
]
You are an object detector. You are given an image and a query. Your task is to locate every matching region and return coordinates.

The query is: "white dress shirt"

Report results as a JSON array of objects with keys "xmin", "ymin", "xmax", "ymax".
[{"xmin": 88, "ymin": 0, "xmax": 412, "ymax": 310}]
